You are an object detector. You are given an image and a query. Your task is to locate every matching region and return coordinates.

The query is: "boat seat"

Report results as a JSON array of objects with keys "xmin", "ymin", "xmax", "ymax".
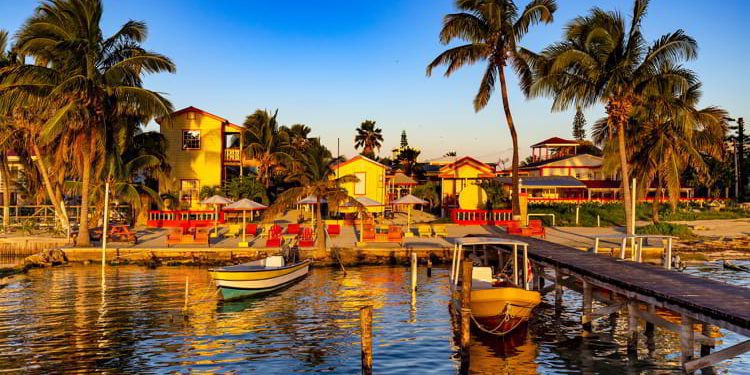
[
  {"xmin": 264, "ymin": 256, "xmax": 285, "ymax": 268},
  {"xmin": 472, "ymin": 266, "xmax": 494, "ymax": 289}
]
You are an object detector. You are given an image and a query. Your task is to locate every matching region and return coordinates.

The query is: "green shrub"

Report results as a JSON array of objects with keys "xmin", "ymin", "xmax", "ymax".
[{"xmin": 636, "ymin": 222, "xmax": 696, "ymax": 240}]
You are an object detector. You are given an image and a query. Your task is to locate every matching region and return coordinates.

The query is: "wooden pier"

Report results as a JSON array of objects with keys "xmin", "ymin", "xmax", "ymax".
[{"xmin": 490, "ymin": 233, "xmax": 750, "ymax": 373}]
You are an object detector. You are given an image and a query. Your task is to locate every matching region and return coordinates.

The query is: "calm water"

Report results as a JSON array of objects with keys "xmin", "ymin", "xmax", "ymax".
[{"xmin": 0, "ymin": 261, "xmax": 748, "ymax": 374}]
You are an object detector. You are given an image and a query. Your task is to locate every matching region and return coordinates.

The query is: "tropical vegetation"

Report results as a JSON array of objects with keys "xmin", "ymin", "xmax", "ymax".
[{"xmin": 354, "ymin": 120, "xmax": 383, "ymax": 159}]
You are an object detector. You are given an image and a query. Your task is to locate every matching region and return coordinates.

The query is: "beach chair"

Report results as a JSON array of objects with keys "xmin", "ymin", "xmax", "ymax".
[
  {"xmin": 225, "ymin": 224, "xmax": 242, "ymax": 238},
  {"xmin": 287, "ymin": 223, "xmax": 301, "ymax": 235},
  {"xmin": 363, "ymin": 227, "xmax": 376, "ymax": 241},
  {"xmin": 266, "ymin": 226, "xmax": 282, "ymax": 247},
  {"xmin": 195, "ymin": 227, "xmax": 210, "ymax": 246},
  {"xmin": 432, "ymin": 225, "xmax": 448, "ymax": 237},
  {"xmin": 528, "ymin": 220, "xmax": 546, "ymax": 238},
  {"xmin": 506, "ymin": 220, "xmax": 523, "ymax": 236},
  {"xmin": 166, "ymin": 228, "xmax": 183, "ymax": 247},
  {"xmin": 326, "ymin": 224, "xmax": 341, "ymax": 236},
  {"xmin": 298, "ymin": 227, "xmax": 314, "ymax": 247},
  {"xmin": 387, "ymin": 226, "xmax": 403, "ymax": 242},
  {"xmin": 417, "ymin": 225, "xmax": 432, "ymax": 238},
  {"xmin": 245, "ymin": 223, "xmax": 258, "ymax": 237}
]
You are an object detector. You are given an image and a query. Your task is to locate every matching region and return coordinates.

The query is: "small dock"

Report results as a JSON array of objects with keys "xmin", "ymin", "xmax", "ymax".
[{"xmin": 489, "ymin": 232, "xmax": 750, "ymax": 373}]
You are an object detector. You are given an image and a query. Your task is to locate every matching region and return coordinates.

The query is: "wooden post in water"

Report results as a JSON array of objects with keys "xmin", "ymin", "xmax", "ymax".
[
  {"xmin": 627, "ymin": 300, "xmax": 639, "ymax": 357},
  {"xmin": 700, "ymin": 323, "xmax": 715, "ymax": 375},
  {"xmin": 460, "ymin": 260, "xmax": 473, "ymax": 365},
  {"xmin": 410, "ymin": 252, "xmax": 417, "ymax": 292},
  {"xmin": 554, "ymin": 268, "xmax": 563, "ymax": 311},
  {"xmin": 426, "ymin": 258, "xmax": 432, "ymax": 277},
  {"xmin": 582, "ymin": 280, "xmax": 593, "ymax": 337},
  {"xmin": 360, "ymin": 305, "xmax": 373, "ymax": 375},
  {"xmin": 680, "ymin": 314, "xmax": 695, "ymax": 365},
  {"xmin": 645, "ymin": 304, "xmax": 656, "ymax": 353},
  {"xmin": 183, "ymin": 276, "xmax": 189, "ymax": 312}
]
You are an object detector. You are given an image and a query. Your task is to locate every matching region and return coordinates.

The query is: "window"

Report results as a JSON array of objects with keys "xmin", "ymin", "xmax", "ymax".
[
  {"xmin": 180, "ymin": 180, "xmax": 199, "ymax": 205},
  {"xmin": 354, "ymin": 172, "xmax": 366, "ymax": 195},
  {"xmin": 182, "ymin": 130, "xmax": 201, "ymax": 150}
]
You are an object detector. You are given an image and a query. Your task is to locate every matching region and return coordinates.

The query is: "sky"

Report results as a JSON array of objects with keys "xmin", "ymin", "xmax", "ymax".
[{"xmin": 1, "ymin": 0, "xmax": 748, "ymax": 162}]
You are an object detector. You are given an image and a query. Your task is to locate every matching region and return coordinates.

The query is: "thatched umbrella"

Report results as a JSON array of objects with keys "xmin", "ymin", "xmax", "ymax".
[
  {"xmin": 200, "ymin": 195, "xmax": 234, "ymax": 235},
  {"xmin": 225, "ymin": 198, "xmax": 267, "ymax": 242}
]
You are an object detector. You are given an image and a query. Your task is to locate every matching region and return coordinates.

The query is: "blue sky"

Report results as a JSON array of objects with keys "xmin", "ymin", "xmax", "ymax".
[{"xmin": 1, "ymin": 0, "xmax": 748, "ymax": 161}]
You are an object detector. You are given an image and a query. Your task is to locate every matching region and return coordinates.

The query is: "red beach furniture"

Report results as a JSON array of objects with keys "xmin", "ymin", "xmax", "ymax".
[
  {"xmin": 298, "ymin": 227, "xmax": 314, "ymax": 247},
  {"xmin": 326, "ymin": 224, "xmax": 341, "ymax": 236},
  {"xmin": 528, "ymin": 220, "xmax": 546, "ymax": 238},
  {"xmin": 287, "ymin": 223, "xmax": 301, "ymax": 235},
  {"xmin": 506, "ymin": 220, "xmax": 523, "ymax": 236},
  {"xmin": 266, "ymin": 226, "xmax": 282, "ymax": 247},
  {"xmin": 245, "ymin": 223, "xmax": 258, "ymax": 237}
]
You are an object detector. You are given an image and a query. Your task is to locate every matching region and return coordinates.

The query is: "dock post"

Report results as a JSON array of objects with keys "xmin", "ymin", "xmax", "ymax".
[
  {"xmin": 582, "ymin": 280, "xmax": 592, "ymax": 337},
  {"xmin": 536, "ymin": 265, "xmax": 545, "ymax": 291},
  {"xmin": 700, "ymin": 323, "xmax": 715, "ymax": 375},
  {"xmin": 645, "ymin": 304, "xmax": 656, "ymax": 354},
  {"xmin": 680, "ymin": 314, "xmax": 695, "ymax": 365},
  {"xmin": 360, "ymin": 305, "xmax": 373, "ymax": 375},
  {"xmin": 410, "ymin": 252, "xmax": 417, "ymax": 292},
  {"xmin": 554, "ymin": 268, "xmax": 563, "ymax": 311},
  {"xmin": 627, "ymin": 300, "xmax": 639, "ymax": 357},
  {"xmin": 427, "ymin": 258, "xmax": 432, "ymax": 277},
  {"xmin": 460, "ymin": 260, "xmax": 473, "ymax": 371},
  {"xmin": 183, "ymin": 276, "xmax": 189, "ymax": 312}
]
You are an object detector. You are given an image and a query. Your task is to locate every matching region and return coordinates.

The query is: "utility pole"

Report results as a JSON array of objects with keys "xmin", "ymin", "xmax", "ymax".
[{"xmin": 738, "ymin": 118, "xmax": 745, "ymax": 202}]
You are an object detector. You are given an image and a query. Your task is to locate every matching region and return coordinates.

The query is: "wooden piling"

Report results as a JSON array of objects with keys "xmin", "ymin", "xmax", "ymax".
[
  {"xmin": 554, "ymin": 268, "xmax": 563, "ymax": 311},
  {"xmin": 582, "ymin": 280, "xmax": 593, "ymax": 337},
  {"xmin": 460, "ymin": 260, "xmax": 473, "ymax": 365},
  {"xmin": 460, "ymin": 307, "xmax": 471, "ymax": 358},
  {"xmin": 627, "ymin": 300, "xmax": 639, "ymax": 357},
  {"xmin": 360, "ymin": 305, "xmax": 373, "ymax": 375},
  {"xmin": 460, "ymin": 261, "xmax": 473, "ymax": 310},
  {"xmin": 426, "ymin": 258, "xmax": 432, "ymax": 278},
  {"xmin": 680, "ymin": 314, "xmax": 695, "ymax": 365},
  {"xmin": 183, "ymin": 276, "xmax": 189, "ymax": 312},
  {"xmin": 700, "ymin": 323, "xmax": 715, "ymax": 375},
  {"xmin": 410, "ymin": 252, "xmax": 417, "ymax": 292},
  {"xmin": 645, "ymin": 304, "xmax": 656, "ymax": 353}
]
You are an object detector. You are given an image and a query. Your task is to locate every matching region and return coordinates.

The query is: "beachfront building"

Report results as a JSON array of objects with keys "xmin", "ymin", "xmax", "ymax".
[
  {"xmin": 438, "ymin": 156, "xmax": 496, "ymax": 213},
  {"xmin": 386, "ymin": 172, "xmax": 417, "ymax": 202},
  {"xmin": 0, "ymin": 152, "xmax": 24, "ymax": 206},
  {"xmin": 331, "ymin": 155, "xmax": 387, "ymax": 214},
  {"xmin": 156, "ymin": 106, "xmax": 253, "ymax": 209}
]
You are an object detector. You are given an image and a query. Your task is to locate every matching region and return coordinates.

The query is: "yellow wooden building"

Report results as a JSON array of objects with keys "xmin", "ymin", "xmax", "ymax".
[
  {"xmin": 438, "ymin": 156, "xmax": 496, "ymax": 212},
  {"xmin": 330, "ymin": 155, "xmax": 387, "ymax": 214},
  {"xmin": 157, "ymin": 106, "xmax": 252, "ymax": 209}
]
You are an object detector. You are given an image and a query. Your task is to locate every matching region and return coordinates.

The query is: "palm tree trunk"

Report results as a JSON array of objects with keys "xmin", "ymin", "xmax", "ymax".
[
  {"xmin": 77, "ymin": 140, "xmax": 94, "ymax": 247},
  {"xmin": 31, "ymin": 144, "xmax": 69, "ymax": 232},
  {"xmin": 652, "ymin": 174, "xmax": 661, "ymax": 223},
  {"xmin": 616, "ymin": 120, "xmax": 634, "ymax": 235},
  {"xmin": 314, "ymin": 196, "xmax": 326, "ymax": 259},
  {"xmin": 498, "ymin": 67, "xmax": 521, "ymax": 217},
  {"xmin": 0, "ymin": 152, "xmax": 11, "ymax": 232}
]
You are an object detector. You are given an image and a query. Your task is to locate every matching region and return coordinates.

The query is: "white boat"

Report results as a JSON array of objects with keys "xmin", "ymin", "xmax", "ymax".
[{"xmin": 209, "ymin": 256, "xmax": 311, "ymax": 301}]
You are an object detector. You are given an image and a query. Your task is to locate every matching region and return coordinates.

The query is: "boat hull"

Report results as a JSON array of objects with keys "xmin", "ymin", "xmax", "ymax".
[
  {"xmin": 468, "ymin": 287, "xmax": 540, "ymax": 335},
  {"xmin": 210, "ymin": 260, "xmax": 310, "ymax": 301}
]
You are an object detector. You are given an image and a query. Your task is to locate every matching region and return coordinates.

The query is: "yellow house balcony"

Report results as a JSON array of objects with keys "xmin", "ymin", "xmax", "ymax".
[{"xmin": 224, "ymin": 148, "xmax": 241, "ymax": 162}]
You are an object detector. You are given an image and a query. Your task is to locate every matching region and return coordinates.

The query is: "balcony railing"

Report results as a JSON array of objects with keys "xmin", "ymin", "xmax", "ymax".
[{"xmin": 224, "ymin": 148, "xmax": 241, "ymax": 162}]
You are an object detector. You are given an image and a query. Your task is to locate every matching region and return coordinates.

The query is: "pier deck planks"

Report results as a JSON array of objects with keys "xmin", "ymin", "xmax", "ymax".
[{"xmin": 495, "ymin": 233, "xmax": 750, "ymax": 332}]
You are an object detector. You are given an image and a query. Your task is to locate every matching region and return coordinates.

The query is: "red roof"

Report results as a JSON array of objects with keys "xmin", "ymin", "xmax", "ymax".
[
  {"xmin": 438, "ymin": 156, "xmax": 495, "ymax": 178},
  {"xmin": 531, "ymin": 137, "xmax": 580, "ymax": 147}
]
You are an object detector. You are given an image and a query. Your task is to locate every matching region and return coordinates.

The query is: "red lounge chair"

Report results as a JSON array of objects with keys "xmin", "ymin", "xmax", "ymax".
[
  {"xmin": 506, "ymin": 220, "xmax": 523, "ymax": 236},
  {"xmin": 166, "ymin": 228, "xmax": 183, "ymax": 247},
  {"xmin": 287, "ymin": 223, "xmax": 301, "ymax": 235},
  {"xmin": 528, "ymin": 220, "xmax": 546, "ymax": 238},
  {"xmin": 195, "ymin": 227, "xmax": 210, "ymax": 246},
  {"xmin": 363, "ymin": 228, "xmax": 376, "ymax": 241},
  {"xmin": 326, "ymin": 224, "xmax": 341, "ymax": 236},
  {"xmin": 298, "ymin": 227, "xmax": 314, "ymax": 247},
  {"xmin": 387, "ymin": 226, "xmax": 403, "ymax": 242},
  {"xmin": 245, "ymin": 223, "xmax": 258, "ymax": 237},
  {"xmin": 266, "ymin": 226, "xmax": 282, "ymax": 247}
]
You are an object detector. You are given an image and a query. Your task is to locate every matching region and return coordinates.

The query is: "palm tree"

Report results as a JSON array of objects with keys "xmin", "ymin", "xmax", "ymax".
[
  {"xmin": 531, "ymin": 0, "xmax": 698, "ymax": 235},
  {"xmin": 619, "ymin": 80, "xmax": 727, "ymax": 222},
  {"xmin": 263, "ymin": 142, "xmax": 361, "ymax": 258},
  {"xmin": 354, "ymin": 120, "xmax": 383, "ymax": 158},
  {"xmin": 282, "ymin": 124, "xmax": 312, "ymax": 150},
  {"xmin": 6, "ymin": 0, "xmax": 175, "ymax": 245},
  {"xmin": 427, "ymin": 0, "xmax": 557, "ymax": 219},
  {"xmin": 243, "ymin": 110, "xmax": 292, "ymax": 188},
  {"xmin": 0, "ymin": 30, "xmax": 15, "ymax": 232}
]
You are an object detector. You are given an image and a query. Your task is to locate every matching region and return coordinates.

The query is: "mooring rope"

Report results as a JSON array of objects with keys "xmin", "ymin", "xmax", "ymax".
[{"xmin": 469, "ymin": 303, "xmax": 528, "ymax": 336}]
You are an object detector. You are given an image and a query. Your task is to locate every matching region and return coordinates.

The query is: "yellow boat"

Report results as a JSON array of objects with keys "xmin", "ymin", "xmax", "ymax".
[
  {"xmin": 451, "ymin": 237, "xmax": 541, "ymax": 335},
  {"xmin": 209, "ymin": 256, "xmax": 311, "ymax": 301}
]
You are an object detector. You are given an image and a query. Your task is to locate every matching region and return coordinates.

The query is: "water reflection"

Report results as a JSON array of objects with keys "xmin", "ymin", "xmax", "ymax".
[{"xmin": 0, "ymin": 263, "xmax": 747, "ymax": 374}]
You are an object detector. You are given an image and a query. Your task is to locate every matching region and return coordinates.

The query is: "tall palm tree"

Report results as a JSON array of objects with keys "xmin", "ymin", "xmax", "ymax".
[
  {"xmin": 243, "ymin": 110, "xmax": 292, "ymax": 188},
  {"xmin": 0, "ymin": 30, "xmax": 15, "ymax": 232},
  {"xmin": 427, "ymin": 0, "xmax": 557, "ymax": 218},
  {"xmin": 282, "ymin": 124, "xmax": 312, "ymax": 150},
  {"xmin": 531, "ymin": 0, "xmax": 698, "ymax": 234},
  {"xmin": 263, "ymin": 142, "xmax": 360, "ymax": 258},
  {"xmin": 354, "ymin": 120, "xmax": 383, "ymax": 158},
  {"xmin": 6, "ymin": 0, "xmax": 175, "ymax": 245}
]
